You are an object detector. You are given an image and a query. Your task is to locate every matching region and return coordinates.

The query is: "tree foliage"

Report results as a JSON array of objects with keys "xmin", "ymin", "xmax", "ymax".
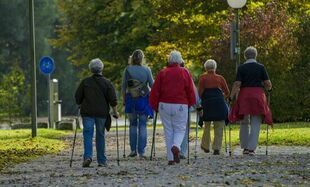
[{"xmin": 49, "ymin": 0, "xmax": 310, "ymax": 121}]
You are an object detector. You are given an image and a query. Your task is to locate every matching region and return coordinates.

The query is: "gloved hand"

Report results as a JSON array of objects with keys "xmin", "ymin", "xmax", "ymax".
[
  {"xmin": 112, "ymin": 111, "xmax": 119, "ymax": 119},
  {"xmin": 198, "ymin": 117, "xmax": 204, "ymax": 128},
  {"xmin": 196, "ymin": 106, "xmax": 203, "ymax": 112}
]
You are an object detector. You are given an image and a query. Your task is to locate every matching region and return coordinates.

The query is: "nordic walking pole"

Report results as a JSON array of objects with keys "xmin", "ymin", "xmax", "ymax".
[
  {"xmin": 228, "ymin": 118, "xmax": 232, "ymax": 157},
  {"xmin": 123, "ymin": 114, "xmax": 127, "ymax": 158},
  {"xmin": 150, "ymin": 112, "xmax": 158, "ymax": 160},
  {"xmin": 114, "ymin": 114, "xmax": 120, "ymax": 166},
  {"xmin": 70, "ymin": 108, "xmax": 80, "ymax": 167},
  {"xmin": 187, "ymin": 110, "xmax": 190, "ymax": 164},
  {"xmin": 266, "ymin": 91, "xmax": 271, "ymax": 156},
  {"xmin": 224, "ymin": 125, "xmax": 227, "ymax": 153},
  {"xmin": 194, "ymin": 111, "xmax": 198, "ymax": 161}
]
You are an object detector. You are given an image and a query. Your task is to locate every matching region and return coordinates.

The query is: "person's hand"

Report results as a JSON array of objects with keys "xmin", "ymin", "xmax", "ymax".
[
  {"xmin": 228, "ymin": 96, "xmax": 234, "ymax": 105},
  {"xmin": 196, "ymin": 106, "xmax": 203, "ymax": 112},
  {"xmin": 112, "ymin": 111, "xmax": 120, "ymax": 119}
]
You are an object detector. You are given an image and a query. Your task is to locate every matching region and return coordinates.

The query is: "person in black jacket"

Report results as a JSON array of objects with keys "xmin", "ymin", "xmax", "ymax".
[{"xmin": 75, "ymin": 58, "xmax": 119, "ymax": 167}]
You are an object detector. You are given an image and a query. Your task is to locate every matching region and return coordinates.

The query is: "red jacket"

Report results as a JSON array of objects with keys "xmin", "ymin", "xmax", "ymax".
[
  {"xmin": 229, "ymin": 87, "xmax": 273, "ymax": 125},
  {"xmin": 149, "ymin": 64, "xmax": 196, "ymax": 111}
]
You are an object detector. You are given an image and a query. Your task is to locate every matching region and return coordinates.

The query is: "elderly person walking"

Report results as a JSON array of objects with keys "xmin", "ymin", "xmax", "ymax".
[
  {"xmin": 122, "ymin": 49, "xmax": 154, "ymax": 159},
  {"xmin": 199, "ymin": 59, "xmax": 230, "ymax": 155},
  {"xmin": 149, "ymin": 50, "xmax": 196, "ymax": 165},
  {"xmin": 75, "ymin": 58, "xmax": 119, "ymax": 167},
  {"xmin": 229, "ymin": 46, "xmax": 272, "ymax": 156}
]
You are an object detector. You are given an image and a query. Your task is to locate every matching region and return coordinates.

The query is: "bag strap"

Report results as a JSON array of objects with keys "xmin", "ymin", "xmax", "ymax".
[
  {"xmin": 92, "ymin": 76, "xmax": 109, "ymax": 107},
  {"xmin": 126, "ymin": 67, "xmax": 147, "ymax": 84}
]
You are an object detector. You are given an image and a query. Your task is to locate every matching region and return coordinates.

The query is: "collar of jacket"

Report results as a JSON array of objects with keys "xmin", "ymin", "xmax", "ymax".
[
  {"xmin": 93, "ymin": 73, "xmax": 103, "ymax": 77},
  {"xmin": 167, "ymin": 63, "xmax": 180, "ymax": 68},
  {"xmin": 245, "ymin": 59, "xmax": 257, "ymax": 64}
]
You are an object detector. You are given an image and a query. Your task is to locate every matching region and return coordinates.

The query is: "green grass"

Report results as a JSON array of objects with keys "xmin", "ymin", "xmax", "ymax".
[
  {"xmin": 0, "ymin": 129, "xmax": 71, "ymax": 171},
  {"xmin": 192, "ymin": 122, "xmax": 310, "ymax": 147}
]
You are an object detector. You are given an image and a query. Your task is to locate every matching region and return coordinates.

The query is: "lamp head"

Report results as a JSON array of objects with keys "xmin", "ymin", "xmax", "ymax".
[{"xmin": 227, "ymin": 0, "xmax": 247, "ymax": 9}]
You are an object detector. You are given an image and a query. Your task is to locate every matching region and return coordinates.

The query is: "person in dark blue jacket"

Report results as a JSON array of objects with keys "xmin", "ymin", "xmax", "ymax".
[{"xmin": 198, "ymin": 59, "xmax": 230, "ymax": 155}]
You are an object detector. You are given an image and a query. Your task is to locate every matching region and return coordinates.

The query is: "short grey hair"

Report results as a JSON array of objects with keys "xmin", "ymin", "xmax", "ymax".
[
  {"xmin": 204, "ymin": 59, "xmax": 217, "ymax": 71},
  {"xmin": 89, "ymin": 58, "xmax": 104, "ymax": 74},
  {"xmin": 244, "ymin": 46, "xmax": 257, "ymax": 60},
  {"xmin": 168, "ymin": 50, "xmax": 183, "ymax": 64}
]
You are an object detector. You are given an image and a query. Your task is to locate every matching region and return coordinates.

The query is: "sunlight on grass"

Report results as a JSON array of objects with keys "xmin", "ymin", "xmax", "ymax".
[
  {"xmin": 0, "ymin": 129, "xmax": 71, "ymax": 171},
  {"xmin": 193, "ymin": 122, "xmax": 310, "ymax": 146}
]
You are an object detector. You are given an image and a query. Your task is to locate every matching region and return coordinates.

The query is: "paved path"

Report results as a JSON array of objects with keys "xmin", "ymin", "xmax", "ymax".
[{"xmin": 0, "ymin": 130, "xmax": 309, "ymax": 186}]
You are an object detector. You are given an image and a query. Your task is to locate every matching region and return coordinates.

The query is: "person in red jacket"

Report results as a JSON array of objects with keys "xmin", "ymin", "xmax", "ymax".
[{"xmin": 149, "ymin": 50, "xmax": 196, "ymax": 165}]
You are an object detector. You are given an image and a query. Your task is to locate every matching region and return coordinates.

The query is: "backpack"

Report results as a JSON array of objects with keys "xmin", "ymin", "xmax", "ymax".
[{"xmin": 126, "ymin": 68, "xmax": 149, "ymax": 98}]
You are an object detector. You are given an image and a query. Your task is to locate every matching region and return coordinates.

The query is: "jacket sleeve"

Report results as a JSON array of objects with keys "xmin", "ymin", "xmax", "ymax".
[
  {"xmin": 220, "ymin": 76, "xmax": 230, "ymax": 98},
  {"xmin": 149, "ymin": 72, "xmax": 161, "ymax": 111},
  {"xmin": 198, "ymin": 75, "xmax": 204, "ymax": 98},
  {"xmin": 75, "ymin": 80, "xmax": 84, "ymax": 105},
  {"xmin": 107, "ymin": 81, "xmax": 118, "ymax": 107},
  {"xmin": 185, "ymin": 70, "xmax": 196, "ymax": 107}
]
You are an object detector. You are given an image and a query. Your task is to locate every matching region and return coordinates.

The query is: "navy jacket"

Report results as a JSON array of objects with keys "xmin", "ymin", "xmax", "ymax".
[{"xmin": 201, "ymin": 88, "xmax": 228, "ymax": 121}]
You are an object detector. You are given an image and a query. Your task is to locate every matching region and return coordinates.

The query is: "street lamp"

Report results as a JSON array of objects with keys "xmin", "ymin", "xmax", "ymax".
[
  {"xmin": 29, "ymin": 0, "xmax": 37, "ymax": 137},
  {"xmin": 228, "ymin": 0, "xmax": 247, "ymax": 73}
]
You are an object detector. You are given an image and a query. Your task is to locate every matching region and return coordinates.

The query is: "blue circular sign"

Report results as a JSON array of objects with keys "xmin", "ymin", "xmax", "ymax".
[{"xmin": 39, "ymin": 56, "xmax": 55, "ymax": 75}]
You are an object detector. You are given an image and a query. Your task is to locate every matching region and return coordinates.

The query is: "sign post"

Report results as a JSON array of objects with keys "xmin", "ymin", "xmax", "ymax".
[{"xmin": 39, "ymin": 56, "xmax": 55, "ymax": 128}]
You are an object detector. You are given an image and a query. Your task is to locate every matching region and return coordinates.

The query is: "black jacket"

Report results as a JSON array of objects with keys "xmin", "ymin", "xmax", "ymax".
[{"xmin": 75, "ymin": 74, "xmax": 117, "ymax": 118}]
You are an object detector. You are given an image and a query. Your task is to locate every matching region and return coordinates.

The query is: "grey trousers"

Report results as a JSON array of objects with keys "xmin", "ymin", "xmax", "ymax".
[{"xmin": 239, "ymin": 115, "xmax": 262, "ymax": 151}]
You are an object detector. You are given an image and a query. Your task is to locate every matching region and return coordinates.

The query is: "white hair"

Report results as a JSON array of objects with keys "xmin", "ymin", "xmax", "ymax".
[
  {"xmin": 244, "ymin": 46, "xmax": 257, "ymax": 60},
  {"xmin": 204, "ymin": 59, "xmax": 217, "ymax": 71},
  {"xmin": 89, "ymin": 58, "xmax": 104, "ymax": 74},
  {"xmin": 168, "ymin": 50, "xmax": 183, "ymax": 64}
]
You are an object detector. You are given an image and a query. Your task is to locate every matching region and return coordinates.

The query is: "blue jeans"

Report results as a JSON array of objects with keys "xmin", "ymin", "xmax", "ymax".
[
  {"xmin": 82, "ymin": 117, "xmax": 106, "ymax": 164},
  {"xmin": 128, "ymin": 113, "xmax": 147, "ymax": 155}
]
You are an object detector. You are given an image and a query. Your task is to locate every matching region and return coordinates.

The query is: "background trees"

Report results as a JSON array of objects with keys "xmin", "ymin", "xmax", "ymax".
[{"xmin": 0, "ymin": 0, "xmax": 308, "ymax": 121}]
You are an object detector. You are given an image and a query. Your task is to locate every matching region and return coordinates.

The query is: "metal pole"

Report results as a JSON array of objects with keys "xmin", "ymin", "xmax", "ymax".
[
  {"xmin": 150, "ymin": 112, "xmax": 158, "ymax": 160},
  {"xmin": 123, "ymin": 114, "xmax": 127, "ymax": 158},
  {"xmin": 29, "ymin": 0, "xmax": 37, "ymax": 137},
  {"xmin": 187, "ymin": 110, "xmax": 190, "ymax": 164},
  {"xmin": 235, "ymin": 8, "xmax": 240, "ymax": 73},
  {"xmin": 47, "ymin": 74, "xmax": 51, "ymax": 128},
  {"xmin": 115, "ymin": 117, "xmax": 120, "ymax": 166}
]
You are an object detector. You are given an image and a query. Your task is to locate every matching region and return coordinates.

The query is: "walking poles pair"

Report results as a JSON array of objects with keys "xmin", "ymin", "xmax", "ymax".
[
  {"xmin": 150, "ymin": 112, "xmax": 158, "ymax": 160},
  {"xmin": 70, "ymin": 108, "xmax": 80, "ymax": 167}
]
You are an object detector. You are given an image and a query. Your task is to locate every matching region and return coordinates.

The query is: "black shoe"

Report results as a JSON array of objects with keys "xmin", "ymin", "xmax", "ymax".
[
  {"xmin": 128, "ymin": 151, "xmax": 137, "ymax": 157},
  {"xmin": 168, "ymin": 161, "xmax": 175, "ymax": 165},
  {"xmin": 98, "ymin": 162, "xmax": 107, "ymax": 167},
  {"xmin": 82, "ymin": 158, "xmax": 92, "ymax": 167},
  {"xmin": 139, "ymin": 154, "xmax": 147, "ymax": 160},
  {"xmin": 213, "ymin": 150, "xmax": 220, "ymax": 155},
  {"xmin": 248, "ymin": 150, "xmax": 255, "ymax": 156},
  {"xmin": 201, "ymin": 146, "xmax": 210, "ymax": 153},
  {"xmin": 243, "ymin": 149, "xmax": 249, "ymax": 155}
]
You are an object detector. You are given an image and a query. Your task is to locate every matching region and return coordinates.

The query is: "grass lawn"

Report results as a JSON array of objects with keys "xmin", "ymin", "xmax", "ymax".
[
  {"xmin": 190, "ymin": 122, "xmax": 310, "ymax": 147},
  {"xmin": 0, "ymin": 129, "xmax": 71, "ymax": 171},
  {"xmin": 111, "ymin": 121, "xmax": 310, "ymax": 146}
]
